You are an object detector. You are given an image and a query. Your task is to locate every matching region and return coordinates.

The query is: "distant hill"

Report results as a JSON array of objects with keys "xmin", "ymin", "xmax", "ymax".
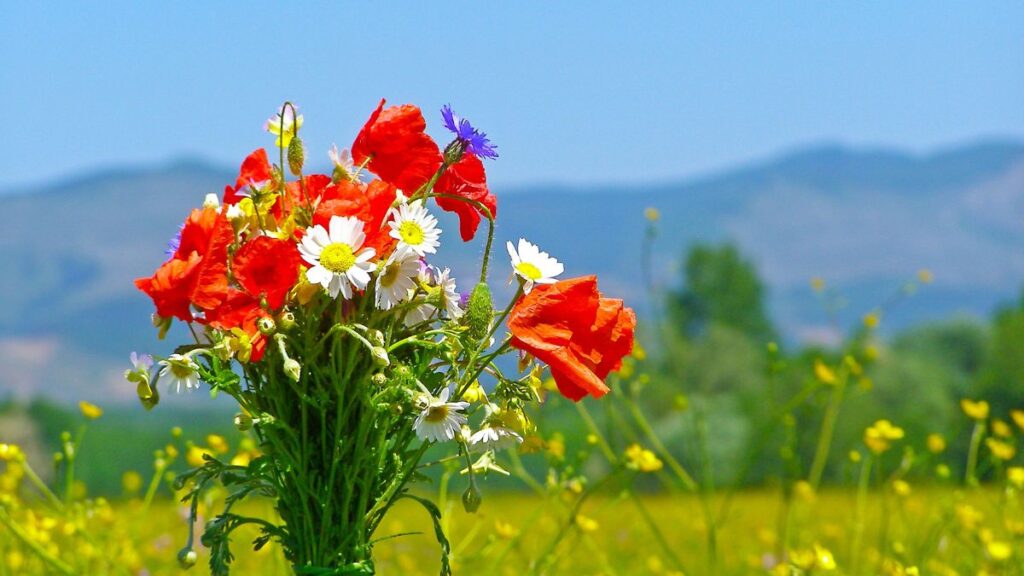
[{"xmin": 1, "ymin": 140, "xmax": 1022, "ymax": 403}]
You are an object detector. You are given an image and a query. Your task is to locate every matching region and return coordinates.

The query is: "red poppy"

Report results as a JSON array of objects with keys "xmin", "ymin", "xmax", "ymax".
[
  {"xmin": 202, "ymin": 289, "xmax": 269, "ymax": 362},
  {"xmin": 434, "ymin": 154, "xmax": 497, "ymax": 241},
  {"xmin": 312, "ymin": 178, "xmax": 399, "ymax": 259},
  {"xmin": 232, "ymin": 236, "xmax": 301, "ymax": 310},
  {"xmin": 351, "ymin": 99, "xmax": 442, "ymax": 194},
  {"xmin": 135, "ymin": 207, "xmax": 233, "ymax": 320},
  {"xmin": 223, "ymin": 149, "xmax": 273, "ymax": 206},
  {"xmin": 507, "ymin": 276, "xmax": 636, "ymax": 401}
]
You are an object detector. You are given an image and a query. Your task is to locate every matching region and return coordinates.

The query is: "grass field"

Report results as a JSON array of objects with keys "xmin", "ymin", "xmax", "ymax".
[{"xmin": 3, "ymin": 481, "xmax": 1024, "ymax": 575}]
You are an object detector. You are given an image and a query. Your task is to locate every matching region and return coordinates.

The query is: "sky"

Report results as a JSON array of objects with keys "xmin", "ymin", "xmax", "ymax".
[{"xmin": 1, "ymin": 2, "xmax": 1022, "ymax": 190}]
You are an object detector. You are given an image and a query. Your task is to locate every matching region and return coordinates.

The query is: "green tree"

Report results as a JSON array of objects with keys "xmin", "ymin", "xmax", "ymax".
[
  {"xmin": 976, "ymin": 291, "xmax": 1024, "ymax": 412},
  {"xmin": 668, "ymin": 242, "xmax": 776, "ymax": 344}
]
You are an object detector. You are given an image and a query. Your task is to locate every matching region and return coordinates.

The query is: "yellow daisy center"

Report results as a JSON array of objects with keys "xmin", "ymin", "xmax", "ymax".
[
  {"xmin": 379, "ymin": 262, "xmax": 402, "ymax": 288},
  {"xmin": 320, "ymin": 242, "xmax": 356, "ymax": 273},
  {"xmin": 399, "ymin": 221, "xmax": 425, "ymax": 246},
  {"xmin": 515, "ymin": 262, "xmax": 543, "ymax": 280},
  {"xmin": 424, "ymin": 404, "xmax": 450, "ymax": 424},
  {"xmin": 169, "ymin": 361, "xmax": 194, "ymax": 379}
]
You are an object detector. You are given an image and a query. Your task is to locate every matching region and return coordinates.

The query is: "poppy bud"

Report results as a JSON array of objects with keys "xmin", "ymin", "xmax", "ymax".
[
  {"xmin": 177, "ymin": 547, "xmax": 198, "ymax": 569},
  {"xmin": 288, "ymin": 136, "xmax": 305, "ymax": 176},
  {"xmin": 443, "ymin": 139, "xmax": 466, "ymax": 166},
  {"xmin": 277, "ymin": 311, "xmax": 296, "ymax": 330},
  {"xmin": 462, "ymin": 482, "xmax": 482, "ymax": 513},
  {"xmin": 464, "ymin": 282, "xmax": 493, "ymax": 344}
]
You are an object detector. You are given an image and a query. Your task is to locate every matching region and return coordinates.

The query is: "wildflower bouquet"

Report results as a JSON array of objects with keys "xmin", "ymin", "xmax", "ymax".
[{"xmin": 130, "ymin": 101, "xmax": 636, "ymax": 574}]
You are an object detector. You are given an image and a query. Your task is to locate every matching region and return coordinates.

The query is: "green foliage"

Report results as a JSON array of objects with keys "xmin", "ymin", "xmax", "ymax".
[{"xmin": 668, "ymin": 242, "xmax": 776, "ymax": 343}]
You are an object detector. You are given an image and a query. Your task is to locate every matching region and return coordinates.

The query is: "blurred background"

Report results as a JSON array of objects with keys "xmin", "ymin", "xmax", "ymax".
[{"xmin": 1, "ymin": 2, "xmax": 1022, "ymax": 492}]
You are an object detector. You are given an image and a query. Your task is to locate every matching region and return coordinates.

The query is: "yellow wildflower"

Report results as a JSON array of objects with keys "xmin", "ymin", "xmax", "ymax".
[
  {"xmin": 546, "ymin": 434, "xmax": 565, "ymax": 461},
  {"xmin": 917, "ymin": 269, "xmax": 933, "ymax": 284},
  {"xmin": 1012, "ymin": 409, "xmax": 1024, "ymax": 431},
  {"xmin": 863, "ymin": 312, "xmax": 880, "ymax": 329},
  {"xmin": 927, "ymin": 433, "xmax": 947, "ymax": 454},
  {"xmin": 78, "ymin": 400, "xmax": 103, "ymax": 420},
  {"xmin": 121, "ymin": 471, "xmax": 143, "ymax": 494},
  {"xmin": 813, "ymin": 543, "xmax": 837, "ymax": 571},
  {"xmin": 986, "ymin": 438, "xmax": 1016, "ymax": 461},
  {"xmin": 186, "ymin": 445, "xmax": 213, "ymax": 467},
  {"xmin": 993, "ymin": 419, "xmax": 1014, "ymax": 438},
  {"xmin": 461, "ymin": 381, "xmax": 485, "ymax": 403},
  {"xmin": 624, "ymin": 444, "xmax": 664, "ymax": 473},
  {"xmin": 519, "ymin": 435, "xmax": 545, "ymax": 454},
  {"xmin": 814, "ymin": 359, "xmax": 837, "ymax": 386},
  {"xmin": 864, "ymin": 420, "xmax": 905, "ymax": 454},
  {"xmin": 811, "ymin": 277, "xmax": 826, "ymax": 292},
  {"xmin": 961, "ymin": 398, "xmax": 990, "ymax": 421},
  {"xmin": 956, "ymin": 503, "xmax": 983, "ymax": 530},
  {"xmin": 644, "ymin": 207, "xmax": 660, "ymax": 222},
  {"xmin": 1008, "ymin": 467, "xmax": 1024, "ymax": 489},
  {"xmin": 206, "ymin": 434, "xmax": 230, "ymax": 455},
  {"xmin": 987, "ymin": 540, "xmax": 1012, "ymax": 561},
  {"xmin": 575, "ymin": 514, "xmax": 599, "ymax": 532},
  {"xmin": 794, "ymin": 480, "xmax": 816, "ymax": 502},
  {"xmin": 849, "ymin": 450, "xmax": 862, "ymax": 463},
  {"xmin": 892, "ymin": 479, "xmax": 912, "ymax": 497},
  {"xmin": 494, "ymin": 520, "xmax": 519, "ymax": 539}
]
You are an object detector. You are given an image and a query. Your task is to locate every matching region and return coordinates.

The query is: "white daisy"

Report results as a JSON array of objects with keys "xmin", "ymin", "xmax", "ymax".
[
  {"xmin": 413, "ymin": 387, "xmax": 470, "ymax": 443},
  {"xmin": 436, "ymin": 267, "xmax": 464, "ymax": 320},
  {"xmin": 158, "ymin": 354, "xmax": 200, "ymax": 394},
  {"xmin": 507, "ymin": 238, "xmax": 564, "ymax": 293},
  {"xmin": 470, "ymin": 424, "xmax": 523, "ymax": 451},
  {"xmin": 388, "ymin": 200, "xmax": 441, "ymax": 257},
  {"xmin": 298, "ymin": 216, "xmax": 376, "ymax": 300},
  {"xmin": 403, "ymin": 266, "xmax": 463, "ymax": 325},
  {"xmin": 375, "ymin": 250, "xmax": 420, "ymax": 310},
  {"xmin": 328, "ymin": 144, "xmax": 354, "ymax": 173}
]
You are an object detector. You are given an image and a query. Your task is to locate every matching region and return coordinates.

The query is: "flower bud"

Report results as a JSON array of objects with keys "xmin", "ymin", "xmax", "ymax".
[
  {"xmin": 371, "ymin": 373, "xmax": 388, "ymax": 387},
  {"xmin": 177, "ymin": 547, "xmax": 198, "ymax": 569},
  {"xmin": 367, "ymin": 329, "xmax": 386, "ymax": 347},
  {"xmin": 283, "ymin": 358, "xmax": 301, "ymax": 382},
  {"xmin": 462, "ymin": 483, "xmax": 482, "ymax": 513},
  {"xmin": 464, "ymin": 282, "xmax": 493, "ymax": 344},
  {"xmin": 234, "ymin": 412, "xmax": 253, "ymax": 432},
  {"xmin": 287, "ymin": 136, "xmax": 305, "ymax": 176},
  {"xmin": 443, "ymin": 139, "xmax": 466, "ymax": 166},
  {"xmin": 257, "ymin": 316, "xmax": 276, "ymax": 336},
  {"xmin": 371, "ymin": 347, "xmax": 390, "ymax": 368},
  {"xmin": 277, "ymin": 311, "xmax": 296, "ymax": 330}
]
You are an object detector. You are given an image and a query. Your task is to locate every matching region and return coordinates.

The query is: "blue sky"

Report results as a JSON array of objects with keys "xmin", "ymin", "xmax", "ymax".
[{"xmin": 1, "ymin": 2, "xmax": 1021, "ymax": 190}]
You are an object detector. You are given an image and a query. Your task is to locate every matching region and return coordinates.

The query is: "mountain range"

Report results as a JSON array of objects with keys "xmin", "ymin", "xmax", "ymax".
[{"xmin": 1, "ymin": 139, "xmax": 1022, "ymax": 403}]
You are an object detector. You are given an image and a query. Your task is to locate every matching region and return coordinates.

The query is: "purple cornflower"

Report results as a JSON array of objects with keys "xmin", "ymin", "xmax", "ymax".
[
  {"xmin": 164, "ymin": 226, "xmax": 184, "ymax": 260},
  {"xmin": 441, "ymin": 105, "xmax": 498, "ymax": 160}
]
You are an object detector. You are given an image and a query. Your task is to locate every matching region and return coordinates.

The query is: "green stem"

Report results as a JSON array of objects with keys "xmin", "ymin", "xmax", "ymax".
[
  {"xmin": 965, "ymin": 420, "xmax": 985, "ymax": 487},
  {"xmin": 808, "ymin": 369, "xmax": 849, "ymax": 490}
]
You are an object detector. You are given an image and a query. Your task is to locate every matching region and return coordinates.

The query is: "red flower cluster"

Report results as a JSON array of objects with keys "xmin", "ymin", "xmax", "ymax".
[
  {"xmin": 508, "ymin": 276, "xmax": 636, "ymax": 401},
  {"xmin": 352, "ymin": 99, "xmax": 497, "ymax": 241}
]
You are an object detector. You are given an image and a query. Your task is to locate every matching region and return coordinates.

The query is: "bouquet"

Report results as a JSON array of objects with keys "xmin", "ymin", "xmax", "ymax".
[{"xmin": 130, "ymin": 100, "xmax": 636, "ymax": 574}]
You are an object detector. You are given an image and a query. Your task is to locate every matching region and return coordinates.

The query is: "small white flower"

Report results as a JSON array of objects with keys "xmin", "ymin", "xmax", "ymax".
[
  {"xmin": 436, "ymin": 267, "xmax": 464, "ymax": 320},
  {"xmin": 328, "ymin": 144, "xmax": 354, "ymax": 173},
  {"xmin": 507, "ymin": 239, "xmax": 564, "ymax": 294},
  {"xmin": 375, "ymin": 250, "xmax": 420, "ymax": 310},
  {"xmin": 298, "ymin": 216, "xmax": 376, "ymax": 300},
  {"xmin": 388, "ymin": 200, "xmax": 442, "ymax": 257},
  {"xmin": 203, "ymin": 193, "xmax": 220, "ymax": 209},
  {"xmin": 413, "ymin": 387, "xmax": 470, "ymax": 443},
  {"xmin": 403, "ymin": 266, "xmax": 463, "ymax": 325},
  {"xmin": 225, "ymin": 203, "xmax": 245, "ymax": 220},
  {"xmin": 470, "ymin": 425, "xmax": 523, "ymax": 451},
  {"xmin": 159, "ymin": 354, "xmax": 200, "ymax": 394},
  {"xmin": 130, "ymin": 351, "xmax": 153, "ymax": 372}
]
